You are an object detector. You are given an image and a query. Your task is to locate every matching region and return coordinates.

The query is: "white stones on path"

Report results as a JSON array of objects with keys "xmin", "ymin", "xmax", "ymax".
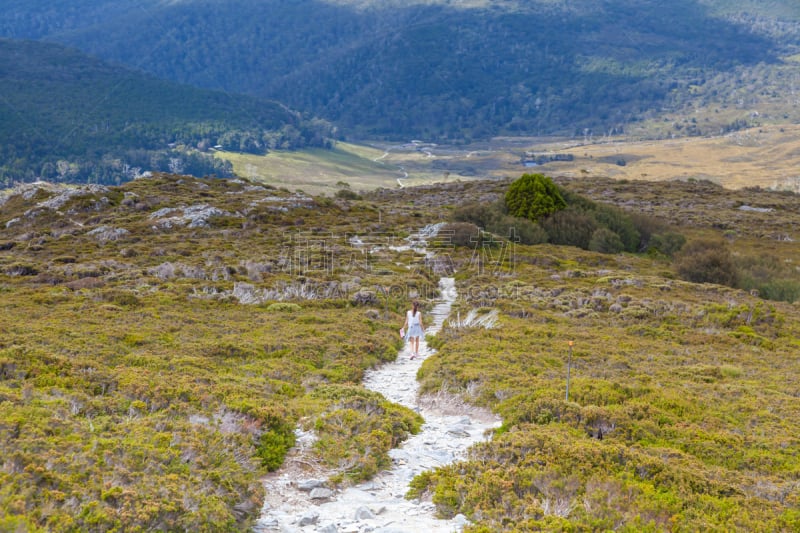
[{"xmin": 255, "ymin": 274, "xmax": 501, "ymax": 533}]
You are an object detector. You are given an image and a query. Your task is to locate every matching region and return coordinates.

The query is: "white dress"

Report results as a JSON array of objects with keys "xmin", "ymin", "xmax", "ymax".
[{"xmin": 405, "ymin": 310, "xmax": 424, "ymax": 340}]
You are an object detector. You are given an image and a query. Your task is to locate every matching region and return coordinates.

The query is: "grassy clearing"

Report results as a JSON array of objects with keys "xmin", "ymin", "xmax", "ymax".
[
  {"xmin": 216, "ymin": 142, "xmax": 461, "ymax": 195},
  {"xmin": 216, "ymin": 141, "xmax": 492, "ymax": 194},
  {"xmin": 216, "ymin": 143, "xmax": 398, "ymax": 194}
]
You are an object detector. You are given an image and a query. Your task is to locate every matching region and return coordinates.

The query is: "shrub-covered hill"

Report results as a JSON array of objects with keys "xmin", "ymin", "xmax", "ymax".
[
  {"xmin": 369, "ymin": 178, "xmax": 800, "ymax": 530},
  {"xmin": 1, "ymin": 174, "xmax": 800, "ymax": 531},
  {"xmin": 413, "ymin": 249, "xmax": 800, "ymax": 531},
  {"xmin": 0, "ymin": 175, "xmax": 434, "ymax": 531}
]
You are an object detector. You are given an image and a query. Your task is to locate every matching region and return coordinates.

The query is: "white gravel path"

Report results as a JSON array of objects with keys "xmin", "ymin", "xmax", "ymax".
[{"xmin": 255, "ymin": 240, "xmax": 500, "ymax": 533}]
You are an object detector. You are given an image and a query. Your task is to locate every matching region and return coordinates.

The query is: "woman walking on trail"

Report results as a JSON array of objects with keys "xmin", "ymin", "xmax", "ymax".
[{"xmin": 401, "ymin": 301, "xmax": 425, "ymax": 359}]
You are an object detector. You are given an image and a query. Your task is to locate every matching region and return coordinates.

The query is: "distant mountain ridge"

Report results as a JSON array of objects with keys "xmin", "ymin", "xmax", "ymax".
[
  {"xmin": 0, "ymin": 38, "xmax": 334, "ymax": 186},
  {"xmin": 2, "ymin": 0, "xmax": 799, "ymax": 140}
]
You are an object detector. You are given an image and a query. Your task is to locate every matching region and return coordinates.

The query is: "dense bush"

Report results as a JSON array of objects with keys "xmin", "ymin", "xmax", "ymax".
[
  {"xmin": 647, "ymin": 231, "xmax": 687, "ymax": 257},
  {"xmin": 736, "ymin": 253, "xmax": 800, "ymax": 303},
  {"xmin": 453, "ymin": 202, "xmax": 500, "ymax": 230},
  {"xmin": 256, "ymin": 419, "xmax": 297, "ymax": 471},
  {"xmin": 553, "ymin": 186, "xmax": 643, "ymax": 253},
  {"xmin": 588, "ymin": 227, "xmax": 625, "ymax": 253},
  {"xmin": 452, "ymin": 201, "xmax": 549, "ymax": 245},
  {"xmin": 541, "ymin": 209, "xmax": 598, "ymax": 250},
  {"xmin": 629, "ymin": 212, "xmax": 669, "ymax": 251},
  {"xmin": 335, "ymin": 188, "xmax": 362, "ymax": 200},
  {"xmin": 493, "ymin": 176, "xmax": 657, "ymax": 254},
  {"xmin": 510, "ymin": 217, "xmax": 550, "ymax": 245},
  {"xmin": 505, "ymin": 173, "xmax": 566, "ymax": 221},
  {"xmin": 757, "ymin": 279, "xmax": 800, "ymax": 303},
  {"xmin": 675, "ymin": 239, "xmax": 738, "ymax": 286},
  {"xmin": 592, "ymin": 203, "xmax": 640, "ymax": 252},
  {"xmin": 443, "ymin": 222, "xmax": 482, "ymax": 247}
]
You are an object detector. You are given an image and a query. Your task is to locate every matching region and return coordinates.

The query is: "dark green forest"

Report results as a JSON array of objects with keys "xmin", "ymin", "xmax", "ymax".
[
  {"xmin": 2, "ymin": 0, "xmax": 799, "ymax": 141},
  {"xmin": 2, "ymin": 1, "xmax": 800, "ymax": 184},
  {"xmin": 0, "ymin": 39, "xmax": 335, "ymax": 186}
]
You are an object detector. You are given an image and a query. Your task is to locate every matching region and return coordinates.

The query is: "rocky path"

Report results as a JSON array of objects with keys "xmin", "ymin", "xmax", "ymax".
[{"xmin": 255, "ymin": 268, "xmax": 500, "ymax": 532}]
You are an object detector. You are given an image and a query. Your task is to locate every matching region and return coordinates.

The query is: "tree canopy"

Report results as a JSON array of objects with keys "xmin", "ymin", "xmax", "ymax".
[{"xmin": 505, "ymin": 173, "xmax": 567, "ymax": 221}]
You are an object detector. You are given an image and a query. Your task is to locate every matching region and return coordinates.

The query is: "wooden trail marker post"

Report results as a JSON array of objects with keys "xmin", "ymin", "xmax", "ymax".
[{"xmin": 566, "ymin": 340, "xmax": 574, "ymax": 402}]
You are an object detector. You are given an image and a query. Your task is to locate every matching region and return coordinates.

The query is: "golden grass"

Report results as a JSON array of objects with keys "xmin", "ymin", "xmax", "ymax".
[{"xmin": 516, "ymin": 124, "xmax": 800, "ymax": 190}]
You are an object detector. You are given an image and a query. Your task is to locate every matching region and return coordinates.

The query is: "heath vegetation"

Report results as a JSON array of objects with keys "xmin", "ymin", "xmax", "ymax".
[{"xmin": 1, "ymin": 172, "xmax": 800, "ymax": 530}]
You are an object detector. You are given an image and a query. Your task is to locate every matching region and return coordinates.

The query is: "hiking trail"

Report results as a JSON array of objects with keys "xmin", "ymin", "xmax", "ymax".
[{"xmin": 255, "ymin": 228, "xmax": 500, "ymax": 533}]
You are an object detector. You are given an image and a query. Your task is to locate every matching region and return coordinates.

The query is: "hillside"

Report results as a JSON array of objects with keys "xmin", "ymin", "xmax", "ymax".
[
  {"xmin": 1, "ymin": 173, "xmax": 800, "ymax": 530},
  {"xmin": 0, "ymin": 39, "xmax": 334, "ymax": 186},
  {"xmin": 2, "ymin": 1, "xmax": 799, "ymax": 141}
]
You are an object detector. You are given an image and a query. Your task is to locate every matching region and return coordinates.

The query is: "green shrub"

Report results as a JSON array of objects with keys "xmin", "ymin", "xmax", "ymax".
[
  {"xmin": 542, "ymin": 209, "xmax": 598, "ymax": 249},
  {"xmin": 505, "ymin": 173, "xmax": 566, "ymax": 221},
  {"xmin": 432, "ymin": 476, "xmax": 461, "ymax": 518},
  {"xmin": 256, "ymin": 422, "xmax": 297, "ymax": 471},
  {"xmin": 592, "ymin": 204, "xmax": 639, "ymax": 252},
  {"xmin": 452, "ymin": 201, "xmax": 548, "ymax": 245},
  {"xmin": 0, "ymin": 515, "xmax": 46, "ymax": 533},
  {"xmin": 266, "ymin": 302, "xmax": 302, "ymax": 312},
  {"xmin": 675, "ymin": 239, "xmax": 738, "ymax": 286},
  {"xmin": 310, "ymin": 385, "xmax": 422, "ymax": 481},
  {"xmin": 100, "ymin": 290, "xmax": 141, "ymax": 307},
  {"xmin": 734, "ymin": 253, "xmax": 800, "ymax": 303},
  {"xmin": 453, "ymin": 201, "xmax": 504, "ymax": 229},
  {"xmin": 443, "ymin": 222, "xmax": 482, "ymax": 247},
  {"xmin": 335, "ymin": 189, "xmax": 361, "ymax": 200},
  {"xmin": 755, "ymin": 279, "xmax": 800, "ymax": 303},
  {"xmin": 499, "ymin": 216, "xmax": 549, "ymax": 245},
  {"xmin": 648, "ymin": 232, "xmax": 687, "ymax": 257},
  {"xmin": 588, "ymin": 227, "xmax": 625, "ymax": 254},
  {"xmin": 629, "ymin": 212, "xmax": 669, "ymax": 250}
]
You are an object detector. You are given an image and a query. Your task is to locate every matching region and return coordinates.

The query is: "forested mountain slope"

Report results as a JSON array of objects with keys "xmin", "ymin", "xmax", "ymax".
[
  {"xmin": 2, "ymin": 0, "xmax": 799, "ymax": 140},
  {"xmin": 0, "ymin": 39, "xmax": 334, "ymax": 186}
]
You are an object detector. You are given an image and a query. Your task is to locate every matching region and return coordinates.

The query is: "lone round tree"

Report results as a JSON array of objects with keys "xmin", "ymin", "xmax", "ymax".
[{"xmin": 505, "ymin": 173, "xmax": 566, "ymax": 221}]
